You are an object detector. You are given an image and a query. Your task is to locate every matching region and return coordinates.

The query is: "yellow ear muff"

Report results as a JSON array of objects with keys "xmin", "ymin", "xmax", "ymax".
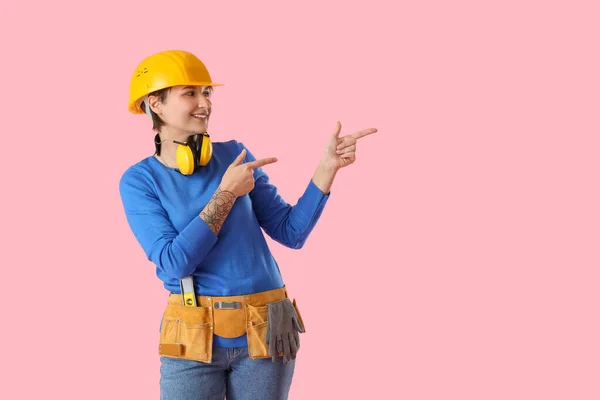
[
  {"xmin": 176, "ymin": 145, "xmax": 195, "ymax": 175},
  {"xmin": 199, "ymin": 135, "xmax": 213, "ymax": 166}
]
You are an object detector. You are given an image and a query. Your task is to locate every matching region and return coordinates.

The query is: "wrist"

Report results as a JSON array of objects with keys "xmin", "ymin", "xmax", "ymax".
[
  {"xmin": 318, "ymin": 157, "xmax": 339, "ymax": 175},
  {"xmin": 217, "ymin": 184, "xmax": 238, "ymax": 198},
  {"xmin": 312, "ymin": 159, "xmax": 338, "ymax": 195}
]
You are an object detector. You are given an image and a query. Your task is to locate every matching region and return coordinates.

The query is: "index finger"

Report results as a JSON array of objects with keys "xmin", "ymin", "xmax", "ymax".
[
  {"xmin": 246, "ymin": 157, "xmax": 278, "ymax": 169},
  {"xmin": 351, "ymin": 128, "xmax": 377, "ymax": 140}
]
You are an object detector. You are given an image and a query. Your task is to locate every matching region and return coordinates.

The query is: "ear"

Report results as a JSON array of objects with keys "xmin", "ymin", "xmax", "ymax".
[{"xmin": 147, "ymin": 94, "xmax": 163, "ymax": 115}]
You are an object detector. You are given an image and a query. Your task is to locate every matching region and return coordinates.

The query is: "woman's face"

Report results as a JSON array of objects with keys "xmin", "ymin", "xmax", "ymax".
[{"xmin": 152, "ymin": 85, "xmax": 213, "ymax": 134}]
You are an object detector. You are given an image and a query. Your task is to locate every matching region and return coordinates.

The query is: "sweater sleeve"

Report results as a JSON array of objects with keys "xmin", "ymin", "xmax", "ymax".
[
  {"xmin": 119, "ymin": 168, "xmax": 218, "ymax": 279},
  {"xmin": 240, "ymin": 142, "xmax": 330, "ymax": 249}
]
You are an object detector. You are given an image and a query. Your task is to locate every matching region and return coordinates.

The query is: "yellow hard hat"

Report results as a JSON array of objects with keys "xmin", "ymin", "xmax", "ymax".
[{"xmin": 128, "ymin": 50, "xmax": 224, "ymax": 114}]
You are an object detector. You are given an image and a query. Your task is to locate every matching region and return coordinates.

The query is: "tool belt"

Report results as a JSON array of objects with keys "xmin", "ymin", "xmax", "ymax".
[{"xmin": 158, "ymin": 286, "xmax": 305, "ymax": 363}]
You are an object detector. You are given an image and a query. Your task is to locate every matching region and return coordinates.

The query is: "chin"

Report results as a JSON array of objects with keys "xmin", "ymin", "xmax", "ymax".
[{"xmin": 194, "ymin": 120, "xmax": 209, "ymax": 132}]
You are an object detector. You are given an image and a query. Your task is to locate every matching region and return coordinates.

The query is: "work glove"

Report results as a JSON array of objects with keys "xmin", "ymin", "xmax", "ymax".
[{"xmin": 266, "ymin": 299, "xmax": 305, "ymax": 364}]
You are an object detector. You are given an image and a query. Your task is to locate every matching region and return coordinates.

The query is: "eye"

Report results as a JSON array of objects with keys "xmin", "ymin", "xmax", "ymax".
[
  {"xmin": 203, "ymin": 90, "xmax": 212, "ymax": 98},
  {"xmin": 185, "ymin": 91, "xmax": 195, "ymax": 96}
]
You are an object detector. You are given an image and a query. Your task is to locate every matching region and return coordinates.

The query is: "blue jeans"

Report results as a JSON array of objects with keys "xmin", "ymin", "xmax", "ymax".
[{"xmin": 160, "ymin": 347, "xmax": 296, "ymax": 399}]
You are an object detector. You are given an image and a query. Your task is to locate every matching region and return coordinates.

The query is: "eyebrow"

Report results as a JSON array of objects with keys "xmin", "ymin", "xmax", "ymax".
[{"xmin": 182, "ymin": 86, "xmax": 213, "ymax": 91}]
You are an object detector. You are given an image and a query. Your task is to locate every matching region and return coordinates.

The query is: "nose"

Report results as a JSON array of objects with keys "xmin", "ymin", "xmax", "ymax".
[{"xmin": 197, "ymin": 94, "xmax": 211, "ymax": 110}]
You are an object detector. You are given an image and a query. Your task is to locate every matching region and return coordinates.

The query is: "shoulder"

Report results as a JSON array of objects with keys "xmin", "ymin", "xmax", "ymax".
[
  {"xmin": 119, "ymin": 157, "xmax": 158, "ymax": 194},
  {"xmin": 213, "ymin": 139, "xmax": 246, "ymax": 160},
  {"xmin": 213, "ymin": 139, "xmax": 243, "ymax": 152}
]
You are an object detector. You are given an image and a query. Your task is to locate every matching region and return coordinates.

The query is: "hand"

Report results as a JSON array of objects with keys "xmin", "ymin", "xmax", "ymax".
[
  {"xmin": 220, "ymin": 149, "xmax": 278, "ymax": 197},
  {"xmin": 322, "ymin": 121, "xmax": 377, "ymax": 171}
]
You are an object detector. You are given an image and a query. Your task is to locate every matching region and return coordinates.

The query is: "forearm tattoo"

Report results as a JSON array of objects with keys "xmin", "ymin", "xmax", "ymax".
[{"xmin": 200, "ymin": 188, "xmax": 237, "ymax": 235}]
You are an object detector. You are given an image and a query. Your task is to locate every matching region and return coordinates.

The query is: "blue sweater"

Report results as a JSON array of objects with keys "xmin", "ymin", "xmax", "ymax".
[{"xmin": 119, "ymin": 140, "xmax": 329, "ymax": 347}]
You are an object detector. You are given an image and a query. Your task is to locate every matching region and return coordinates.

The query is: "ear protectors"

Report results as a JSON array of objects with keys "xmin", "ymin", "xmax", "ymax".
[
  {"xmin": 154, "ymin": 133, "xmax": 213, "ymax": 175},
  {"xmin": 176, "ymin": 133, "xmax": 213, "ymax": 175}
]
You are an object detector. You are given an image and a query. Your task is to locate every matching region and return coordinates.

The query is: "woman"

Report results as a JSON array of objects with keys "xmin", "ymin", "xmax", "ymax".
[{"xmin": 119, "ymin": 49, "xmax": 376, "ymax": 400}]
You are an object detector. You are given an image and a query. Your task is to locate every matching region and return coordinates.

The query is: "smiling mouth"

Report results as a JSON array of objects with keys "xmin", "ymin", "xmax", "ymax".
[{"xmin": 192, "ymin": 113, "xmax": 208, "ymax": 120}]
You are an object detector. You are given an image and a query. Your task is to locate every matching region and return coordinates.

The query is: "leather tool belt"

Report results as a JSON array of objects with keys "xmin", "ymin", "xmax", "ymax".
[{"xmin": 158, "ymin": 286, "xmax": 305, "ymax": 363}]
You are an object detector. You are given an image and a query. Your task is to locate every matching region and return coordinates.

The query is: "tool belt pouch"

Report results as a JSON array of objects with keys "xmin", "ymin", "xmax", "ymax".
[
  {"xmin": 246, "ymin": 298, "xmax": 306, "ymax": 360},
  {"xmin": 158, "ymin": 303, "xmax": 213, "ymax": 363},
  {"xmin": 212, "ymin": 298, "xmax": 248, "ymax": 339}
]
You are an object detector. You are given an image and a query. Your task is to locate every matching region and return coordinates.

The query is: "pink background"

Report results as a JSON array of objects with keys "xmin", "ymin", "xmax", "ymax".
[{"xmin": 2, "ymin": 0, "xmax": 599, "ymax": 398}]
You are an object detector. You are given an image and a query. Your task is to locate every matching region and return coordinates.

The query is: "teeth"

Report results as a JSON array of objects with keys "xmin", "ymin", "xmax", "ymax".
[{"xmin": 192, "ymin": 114, "xmax": 207, "ymax": 118}]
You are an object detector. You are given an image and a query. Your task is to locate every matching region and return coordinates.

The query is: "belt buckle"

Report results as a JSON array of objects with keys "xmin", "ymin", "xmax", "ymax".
[{"xmin": 214, "ymin": 301, "xmax": 242, "ymax": 310}]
